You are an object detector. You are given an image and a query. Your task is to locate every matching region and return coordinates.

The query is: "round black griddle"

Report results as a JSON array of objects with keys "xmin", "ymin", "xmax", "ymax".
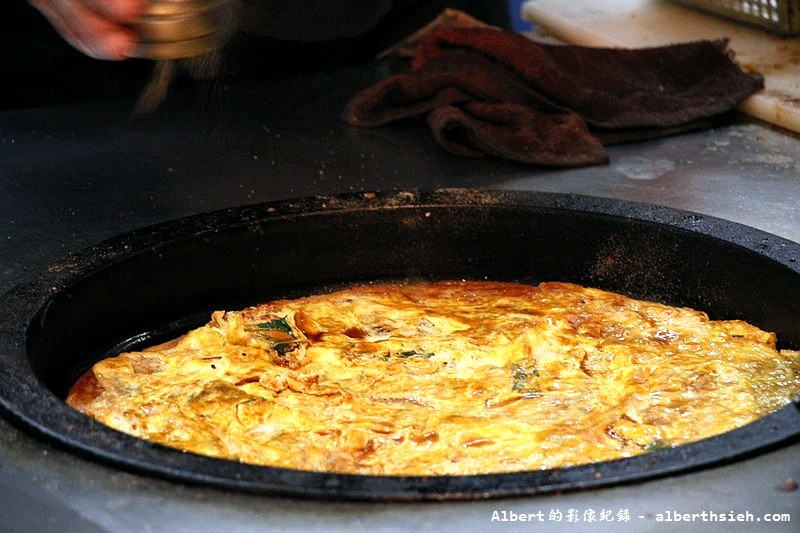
[{"xmin": 1, "ymin": 189, "xmax": 798, "ymax": 501}]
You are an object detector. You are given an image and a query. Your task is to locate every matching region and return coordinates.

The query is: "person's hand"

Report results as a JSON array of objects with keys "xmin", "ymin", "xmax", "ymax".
[{"xmin": 28, "ymin": 0, "xmax": 147, "ymax": 59}]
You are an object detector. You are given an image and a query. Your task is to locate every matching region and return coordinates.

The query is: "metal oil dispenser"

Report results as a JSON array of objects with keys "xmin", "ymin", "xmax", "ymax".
[{"xmin": 131, "ymin": 0, "xmax": 236, "ymax": 113}]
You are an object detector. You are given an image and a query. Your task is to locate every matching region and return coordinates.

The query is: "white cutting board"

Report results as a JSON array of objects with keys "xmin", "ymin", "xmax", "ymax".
[{"xmin": 522, "ymin": 0, "xmax": 800, "ymax": 134}]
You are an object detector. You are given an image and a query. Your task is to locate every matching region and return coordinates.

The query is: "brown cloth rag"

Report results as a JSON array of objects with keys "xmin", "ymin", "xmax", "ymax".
[{"xmin": 343, "ymin": 28, "xmax": 764, "ymax": 167}]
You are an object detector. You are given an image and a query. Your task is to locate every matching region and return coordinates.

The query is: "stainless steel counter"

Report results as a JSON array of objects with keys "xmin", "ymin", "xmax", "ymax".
[{"xmin": 1, "ymin": 62, "xmax": 798, "ymax": 532}]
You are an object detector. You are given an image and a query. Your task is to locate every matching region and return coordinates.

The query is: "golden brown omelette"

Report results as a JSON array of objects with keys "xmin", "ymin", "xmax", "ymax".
[{"xmin": 67, "ymin": 280, "xmax": 800, "ymax": 475}]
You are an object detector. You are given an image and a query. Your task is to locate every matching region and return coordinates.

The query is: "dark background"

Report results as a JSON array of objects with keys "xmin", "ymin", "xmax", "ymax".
[{"xmin": 1, "ymin": 0, "xmax": 527, "ymax": 111}]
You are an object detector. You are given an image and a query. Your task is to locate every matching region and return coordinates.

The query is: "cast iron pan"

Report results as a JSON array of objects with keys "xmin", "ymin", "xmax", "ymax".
[{"xmin": 1, "ymin": 189, "xmax": 799, "ymax": 500}]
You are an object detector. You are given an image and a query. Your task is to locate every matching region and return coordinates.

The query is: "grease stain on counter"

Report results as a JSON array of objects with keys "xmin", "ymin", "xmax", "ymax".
[{"xmin": 612, "ymin": 156, "xmax": 676, "ymax": 181}]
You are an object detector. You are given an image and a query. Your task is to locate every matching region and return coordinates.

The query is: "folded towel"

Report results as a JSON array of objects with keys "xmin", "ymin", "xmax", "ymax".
[
  {"xmin": 428, "ymin": 100, "xmax": 608, "ymax": 166},
  {"xmin": 344, "ymin": 27, "xmax": 763, "ymax": 167}
]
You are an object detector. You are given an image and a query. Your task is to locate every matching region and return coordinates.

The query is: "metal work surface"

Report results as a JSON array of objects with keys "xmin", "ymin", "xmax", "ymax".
[{"xmin": 1, "ymin": 61, "xmax": 799, "ymax": 531}]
